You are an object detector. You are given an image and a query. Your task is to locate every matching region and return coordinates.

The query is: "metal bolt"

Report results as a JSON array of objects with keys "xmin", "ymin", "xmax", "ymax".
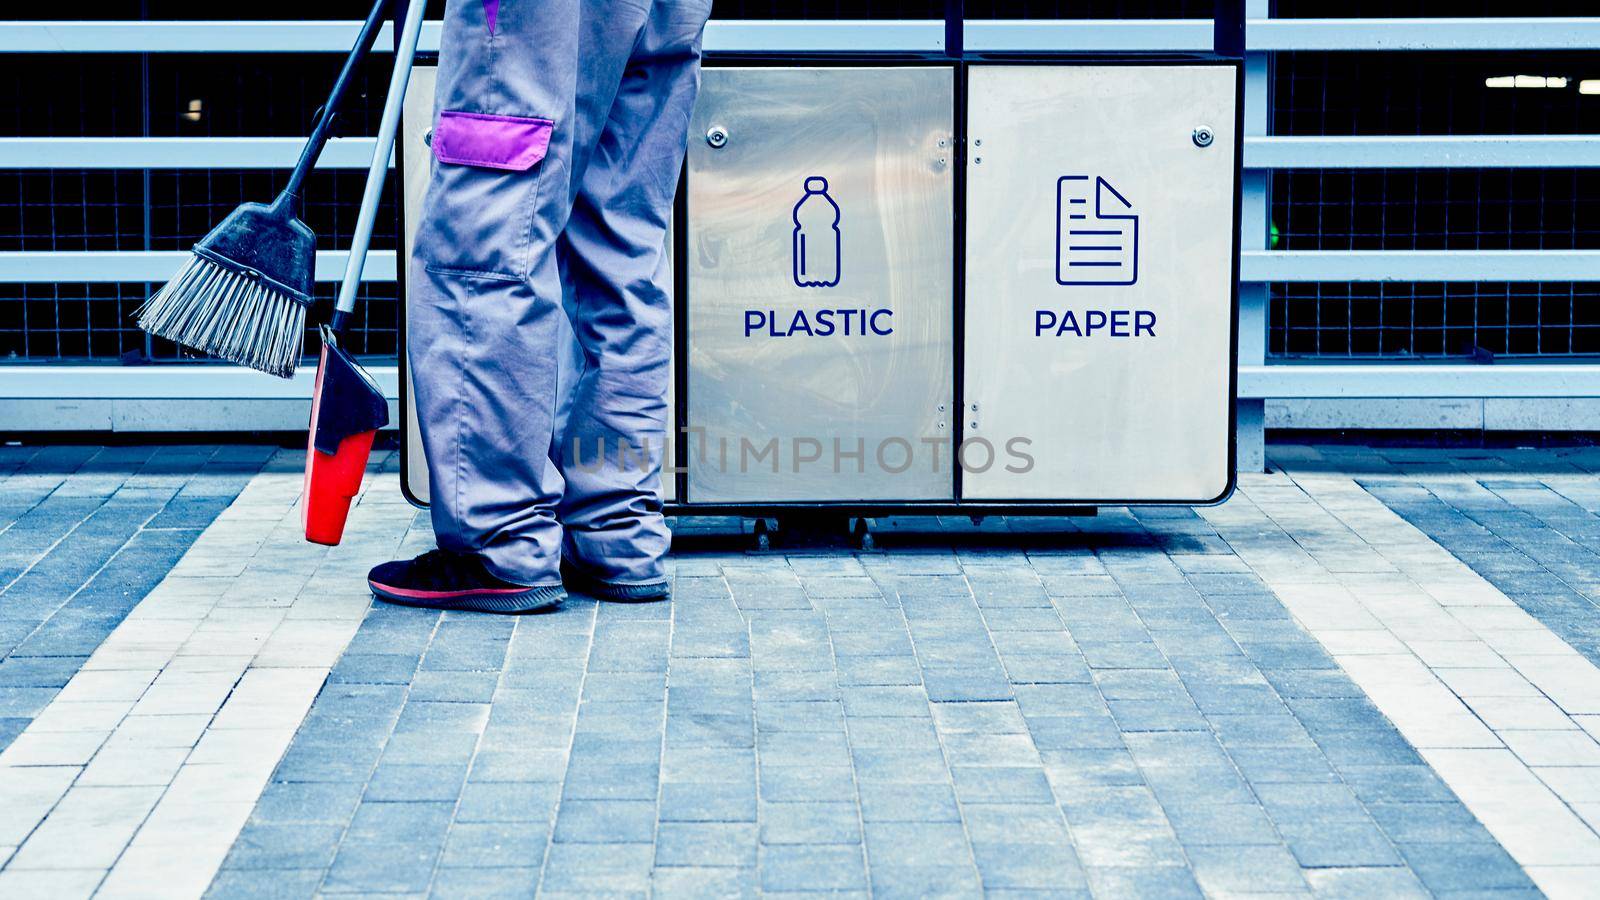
[
  {"xmin": 937, "ymin": 139, "xmax": 947, "ymax": 148},
  {"xmin": 706, "ymin": 126, "xmax": 729, "ymax": 148},
  {"xmin": 970, "ymin": 403, "xmax": 978, "ymax": 411},
  {"xmin": 938, "ymin": 157, "xmax": 947, "ymax": 165},
  {"xmin": 1192, "ymin": 125, "xmax": 1215, "ymax": 148},
  {"xmin": 970, "ymin": 421, "xmax": 978, "ymax": 429},
  {"xmin": 974, "ymin": 139, "xmax": 983, "ymax": 147},
  {"xmin": 974, "ymin": 157, "xmax": 982, "ymax": 165},
  {"xmin": 938, "ymin": 404, "xmax": 946, "ymax": 411},
  {"xmin": 423, "ymin": 129, "xmax": 432, "ymax": 147}
]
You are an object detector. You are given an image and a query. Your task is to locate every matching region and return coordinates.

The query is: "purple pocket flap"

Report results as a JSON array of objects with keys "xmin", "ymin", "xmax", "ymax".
[{"xmin": 433, "ymin": 110, "xmax": 554, "ymax": 171}]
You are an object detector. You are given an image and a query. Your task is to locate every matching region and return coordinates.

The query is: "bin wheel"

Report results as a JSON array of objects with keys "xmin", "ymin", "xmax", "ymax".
[{"xmin": 851, "ymin": 517, "xmax": 875, "ymax": 551}]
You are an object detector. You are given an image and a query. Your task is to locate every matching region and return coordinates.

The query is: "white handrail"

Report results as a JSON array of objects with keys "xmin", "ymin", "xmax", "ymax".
[
  {"xmin": 2, "ymin": 18, "xmax": 1599, "ymax": 54},
  {"xmin": 4, "ymin": 249, "xmax": 1597, "ymax": 284},
  {"xmin": 7, "ymin": 135, "xmax": 1600, "ymax": 170},
  {"xmin": 6, "ymin": 364, "xmax": 1600, "ymax": 402}
]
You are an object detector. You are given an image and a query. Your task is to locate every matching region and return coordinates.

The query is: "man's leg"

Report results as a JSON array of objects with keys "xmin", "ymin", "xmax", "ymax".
[
  {"xmin": 384, "ymin": 0, "xmax": 648, "ymax": 610},
  {"xmin": 555, "ymin": 0, "xmax": 712, "ymax": 596}
]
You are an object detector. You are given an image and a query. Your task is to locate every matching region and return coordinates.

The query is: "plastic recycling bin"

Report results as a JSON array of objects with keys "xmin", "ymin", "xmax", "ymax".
[{"xmin": 397, "ymin": 56, "xmax": 1240, "ymax": 515}]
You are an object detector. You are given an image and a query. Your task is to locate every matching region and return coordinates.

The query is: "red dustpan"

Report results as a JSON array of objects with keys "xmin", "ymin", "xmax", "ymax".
[{"xmin": 304, "ymin": 325, "xmax": 389, "ymax": 545}]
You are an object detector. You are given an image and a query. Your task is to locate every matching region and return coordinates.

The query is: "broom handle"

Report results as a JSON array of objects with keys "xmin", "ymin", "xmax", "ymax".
[
  {"xmin": 331, "ymin": 0, "xmax": 428, "ymax": 333},
  {"xmin": 281, "ymin": 0, "xmax": 392, "ymax": 207}
]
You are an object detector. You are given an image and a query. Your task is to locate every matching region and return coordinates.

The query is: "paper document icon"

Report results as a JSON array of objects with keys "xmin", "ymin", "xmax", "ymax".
[{"xmin": 1056, "ymin": 176, "xmax": 1138, "ymax": 286}]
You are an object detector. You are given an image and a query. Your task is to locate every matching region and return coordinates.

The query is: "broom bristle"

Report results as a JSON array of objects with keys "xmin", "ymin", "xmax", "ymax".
[{"xmin": 136, "ymin": 254, "xmax": 307, "ymax": 380}]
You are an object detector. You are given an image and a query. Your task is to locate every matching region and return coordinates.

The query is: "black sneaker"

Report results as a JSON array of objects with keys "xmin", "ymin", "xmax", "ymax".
[
  {"xmin": 561, "ymin": 560, "xmax": 670, "ymax": 603},
  {"xmin": 368, "ymin": 549, "xmax": 564, "ymax": 614}
]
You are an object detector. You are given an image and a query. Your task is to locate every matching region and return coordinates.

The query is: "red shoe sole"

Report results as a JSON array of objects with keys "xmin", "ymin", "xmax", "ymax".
[{"xmin": 368, "ymin": 580, "xmax": 565, "ymax": 614}]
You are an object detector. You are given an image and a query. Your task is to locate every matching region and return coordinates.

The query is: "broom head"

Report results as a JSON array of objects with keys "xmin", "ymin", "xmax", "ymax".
[{"xmin": 136, "ymin": 198, "xmax": 316, "ymax": 379}]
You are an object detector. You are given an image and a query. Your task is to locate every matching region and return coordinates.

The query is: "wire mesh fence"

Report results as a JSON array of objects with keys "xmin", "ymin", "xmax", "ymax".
[
  {"xmin": 0, "ymin": 4, "xmax": 1596, "ymax": 364},
  {"xmin": 1267, "ymin": 48, "xmax": 1600, "ymax": 360},
  {"xmin": 1269, "ymin": 283, "xmax": 1600, "ymax": 359}
]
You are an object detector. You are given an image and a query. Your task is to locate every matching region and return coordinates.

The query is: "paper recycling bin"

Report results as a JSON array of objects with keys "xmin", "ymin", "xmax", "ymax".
[
  {"xmin": 963, "ymin": 64, "xmax": 1238, "ymax": 503},
  {"xmin": 398, "ymin": 57, "xmax": 1240, "ymax": 514}
]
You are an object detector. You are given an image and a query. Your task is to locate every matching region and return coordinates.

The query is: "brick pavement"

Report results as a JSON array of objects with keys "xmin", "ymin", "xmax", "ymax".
[
  {"xmin": 4, "ymin": 445, "xmax": 1600, "ymax": 897},
  {"xmin": 0, "ymin": 445, "xmax": 270, "ymax": 753},
  {"xmin": 1203, "ymin": 457, "xmax": 1600, "ymax": 897},
  {"xmin": 1362, "ymin": 467, "xmax": 1600, "ymax": 667},
  {"xmin": 213, "ymin": 473, "xmax": 1522, "ymax": 898}
]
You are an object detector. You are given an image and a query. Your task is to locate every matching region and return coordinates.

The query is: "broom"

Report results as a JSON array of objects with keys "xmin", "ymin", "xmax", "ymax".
[
  {"xmin": 136, "ymin": 0, "xmax": 392, "ymax": 379},
  {"xmin": 304, "ymin": 0, "xmax": 429, "ymax": 545}
]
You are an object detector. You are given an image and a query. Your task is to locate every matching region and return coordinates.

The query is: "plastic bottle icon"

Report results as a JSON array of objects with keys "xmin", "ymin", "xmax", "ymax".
[{"xmin": 792, "ymin": 176, "xmax": 840, "ymax": 288}]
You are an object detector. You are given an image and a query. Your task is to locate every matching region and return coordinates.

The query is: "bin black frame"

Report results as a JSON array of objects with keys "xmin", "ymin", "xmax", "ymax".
[{"xmin": 397, "ymin": 2, "xmax": 1247, "ymax": 517}]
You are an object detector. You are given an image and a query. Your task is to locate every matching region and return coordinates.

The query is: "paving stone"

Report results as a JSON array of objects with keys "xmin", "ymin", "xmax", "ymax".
[
  {"xmin": 322, "ymin": 839, "xmax": 442, "ymax": 894},
  {"xmin": 919, "ymin": 668, "xmax": 1013, "ymax": 702},
  {"xmin": 559, "ymin": 761, "xmax": 659, "ymax": 800},
  {"xmin": 553, "ymin": 798, "xmax": 660, "ymax": 844},
  {"xmin": 950, "ymin": 766, "xmax": 1054, "ymax": 804},
  {"xmin": 455, "ymin": 781, "xmax": 560, "ymax": 824},
  {"xmin": 651, "ymin": 865, "xmax": 756, "ymax": 898},
  {"xmin": 759, "ymin": 844, "xmax": 867, "ymax": 892},
  {"xmin": 659, "ymin": 781, "xmax": 757, "ymax": 822},
  {"xmin": 1163, "ymin": 802, "xmax": 1281, "ymax": 846},
  {"xmin": 247, "ymin": 781, "xmax": 364, "ymax": 826},
  {"xmin": 839, "ymin": 685, "xmax": 930, "ymax": 718},
  {"xmin": 362, "ymin": 763, "xmax": 468, "ymax": 803},
  {"xmin": 962, "ymin": 803, "xmax": 1072, "ymax": 845},
  {"xmin": 205, "ymin": 868, "xmax": 325, "ymax": 899},
  {"xmin": 1185, "ymin": 844, "xmax": 1309, "ymax": 894},
  {"xmin": 862, "ymin": 821, "xmax": 969, "ymax": 869},
  {"xmin": 540, "ymin": 842, "xmax": 653, "ymax": 893},
  {"xmin": 654, "ymin": 822, "xmax": 757, "ymax": 868},
  {"xmin": 851, "ymin": 745, "xmax": 950, "ymax": 783},
  {"xmin": 430, "ymin": 866, "xmax": 538, "ymax": 898},
  {"xmin": 1367, "ymin": 800, "xmax": 1497, "ymax": 844},
  {"xmin": 857, "ymin": 781, "xmax": 961, "ymax": 823},
  {"xmin": 438, "ymin": 821, "xmax": 546, "ymax": 868},
  {"xmin": 1397, "ymin": 841, "xmax": 1538, "ymax": 892},
  {"xmin": 970, "ymin": 840, "xmax": 1086, "ymax": 889},
  {"xmin": 1085, "ymin": 865, "xmax": 1203, "ymax": 898},
  {"xmin": 868, "ymin": 863, "xmax": 983, "ymax": 899},
  {"xmin": 759, "ymin": 801, "xmax": 861, "ymax": 845},
  {"xmin": 222, "ymin": 822, "xmax": 344, "ymax": 871},
  {"xmin": 1338, "ymin": 764, "xmax": 1460, "ymax": 804},
  {"xmin": 1278, "ymin": 819, "xmax": 1402, "ymax": 867},
  {"xmin": 1302, "ymin": 865, "xmax": 1430, "ymax": 899}
]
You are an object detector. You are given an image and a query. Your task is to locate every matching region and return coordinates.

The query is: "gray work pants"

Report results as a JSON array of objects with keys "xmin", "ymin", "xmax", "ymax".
[{"xmin": 410, "ymin": 0, "xmax": 709, "ymax": 586}]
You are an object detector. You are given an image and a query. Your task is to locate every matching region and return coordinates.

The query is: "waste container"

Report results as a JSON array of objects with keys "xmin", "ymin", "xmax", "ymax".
[{"xmin": 398, "ymin": 49, "xmax": 1240, "ymax": 515}]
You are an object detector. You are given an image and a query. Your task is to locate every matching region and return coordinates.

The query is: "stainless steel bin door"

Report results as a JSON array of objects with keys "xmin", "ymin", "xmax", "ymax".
[
  {"xmin": 685, "ymin": 66, "xmax": 956, "ymax": 503},
  {"xmin": 963, "ymin": 64, "xmax": 1238, "ymax": 503},
  {"xmin": 400, "ymin": 63, "xmax": 435, "ymax": 506}
]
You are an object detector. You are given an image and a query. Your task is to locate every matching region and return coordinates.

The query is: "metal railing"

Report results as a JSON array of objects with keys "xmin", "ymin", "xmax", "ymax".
[{"xmin": 2, "ymin": 16, "xmax": 1599, "ymax": 445}]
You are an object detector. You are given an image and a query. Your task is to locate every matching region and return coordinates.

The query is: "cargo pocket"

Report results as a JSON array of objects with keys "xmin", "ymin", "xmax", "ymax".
[{"xmin": 419, "ymin": 110, "xmax": 555, "ymax": 279}]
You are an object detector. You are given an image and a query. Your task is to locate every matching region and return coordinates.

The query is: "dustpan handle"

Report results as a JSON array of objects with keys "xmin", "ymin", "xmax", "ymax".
[{"xmin": 331, "ymin": 0, "xmax": 428, "ymax": 335}]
